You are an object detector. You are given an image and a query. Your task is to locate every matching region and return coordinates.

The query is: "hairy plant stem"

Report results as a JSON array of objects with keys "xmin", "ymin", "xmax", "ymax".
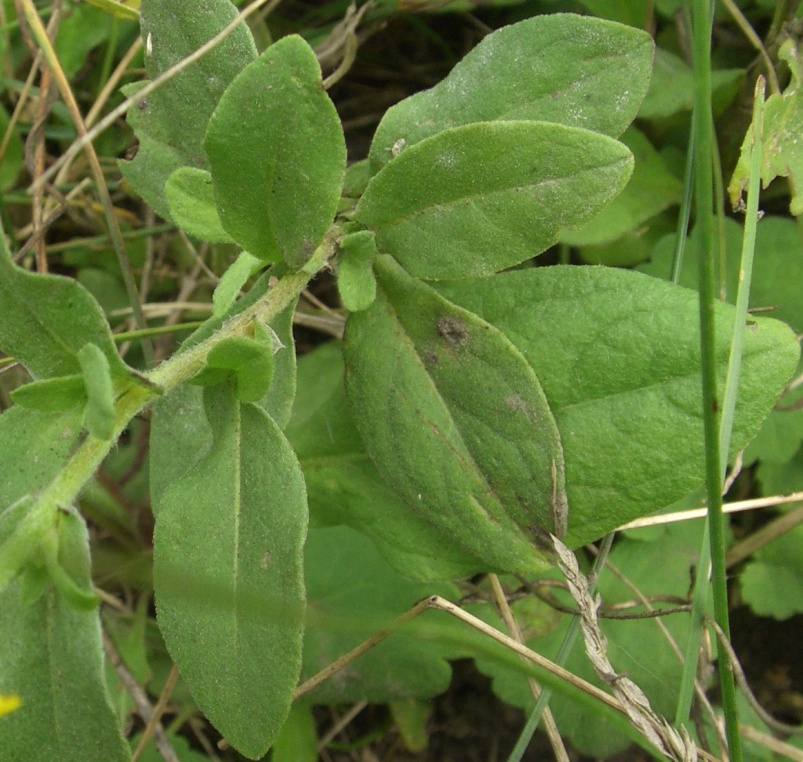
[{"xmin": 14, "ymin": 234, "xmax": 337, "ymax": 567}]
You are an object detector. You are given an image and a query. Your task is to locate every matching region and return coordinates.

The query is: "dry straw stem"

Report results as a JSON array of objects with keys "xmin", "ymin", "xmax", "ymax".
[
  {"xmin": 552, "ymin": 536, "xmax": 697, "ymax": 762},
  {"xmin": 16, "ymin": 0, "xmax": 152, "ymax": 358},
  {"xmin": 587, "ymin": 547, "xmax": 727, "ymax": 753},
  {"xmin": 617, "ymin": 491, "xmax": 803, "ymax": 531},
  {"xmin": 296, "ymin": 593, "xmax": 724, "ymax": 760},
  {"xmin": 488, "ymin": 573, "xmax": 570, "ymax": 762}
]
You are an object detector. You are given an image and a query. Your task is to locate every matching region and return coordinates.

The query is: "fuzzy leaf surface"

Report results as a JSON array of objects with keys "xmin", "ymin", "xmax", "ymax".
[
  {"xmin": 0, "ymin": 509, "xmax": 130, "ymax": 762},
  {"xmin": 120, "ymin": 0, "xmax": 257, "ymax": 219},
  {"xmin": 439, "ymin": 266, "xmax": 800, "ymax": 545},
  {"xmin": 369, "ymin": 13, "xmax": 652, "ymax": 171},
  {"xmin": 343, "ymin": 256, "xmax": 566, "ymax": 574},
  {"xmin": 154, "ymin": 384, "xmax": 307, "ymax": 759},
  {"xmin": 286, "ymin": 342, "xmax": 482, "ymax": 581},
  {"xmin": 205, "ymin": 35, "xmax": 346, "ymax": 268},
  {"xmin": 0, "ymin": 232, "xmax": 127, "ymax": 381},
  {"xmin": 337, "ymin": 230, "xmax": 378, "ymax": 311},
  {"xmin": 641, "ymin": 216, "xmax": 803, "ymax": 466},
  {"xmin": 356, "ymin": 121, "xmax": 633, "ymax": 279},
  {"xmin": 165, "ymin": 167, "xmax": 233, "ymax": 243},
  {"xmin": 560, "ymin": 127, "xmax": 681, "ymax": 247},
  {"xmin": 0, "ymin": 407, "xmax": 83, "ymax": 508}
]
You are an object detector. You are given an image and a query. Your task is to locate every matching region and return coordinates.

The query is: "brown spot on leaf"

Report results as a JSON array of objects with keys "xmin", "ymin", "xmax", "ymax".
[
  {"xmin": 261, "ymin": 550, "xmax": 271, "ymax": 570},
  {"xmin": 436, "ymin": 316, "xmax": 468, "ymax": 347}
]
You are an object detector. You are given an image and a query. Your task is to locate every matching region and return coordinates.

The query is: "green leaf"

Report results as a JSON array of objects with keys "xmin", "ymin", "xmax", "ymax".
[
  {"xmin": 205, "ymin": 35, "xmax": 346, "ymax": 268},
  {"xmin": 11, "ymin": 375, "xmax": 87, "ymax": 413},
  {"xmin": 0, "ymin": 226, "xmax": 128, "ymax": 381},
  {"xmin": 302, "ymin": 525, "xmax": 459, "ymax": 702},
  {"xmin": 355, "ymin": 121, "xmax": 633, "ymax": 279},
  {"xmin": 268, "ymin": 702, "xmax": 317, "ymax": 762},
  {"xmin": 337, "ymin": 230, "xmax": 377, "ymax": 311},
  {"xmin": 154, "ymin": 384, "xmax": 307, "ymax": 759},
  {"xmin": 192, "ymin": 336, "xmax": 275, "ymax": 403},
  {"xmin": 165, "ymin": 167, "xmax": 234, "ymax": 243},
  {"xmin": 0, "ymin": 496, "xmax": 39, "ymax": 592},
  {"xmin": 343, "ymin": 256, "xmax": 566, "ymax": 574},
  {"xmin": 740, "ymin": 522, "xmax": 803, "ymax": 621},
  {"xmin": 0, "ymin": 406, "xmax": 84, "ymax": 508},
  {"xmin": 0, "ymin": 510, "xmax": 130, "ymax": 762},
  {"xmin": 640, "ymin": 216, "xmax": 803, "ymax": 466},
  {"xmin": 730, "ymin": 39, "xmax": 803, "ymax": 215},
  {"xmin": 212, "ymin": 251, "xmax": 264, "ymax": 317},
  {"xmin": 369, "ymin": 14, "xmax": 653, "ymax": 171},
  {"xmin": 79, "ymin": 343, "xmax": 117, "ymax": 440},
  {"xmin": 438, "ymin": 265, "xmax": 800, "ymax": 545},
  {"xmin": 287, "ymin": 342, "xmax": 484, "ymax": 581},
  {"xmin": 560, "ymin": 127, "xmax": 681, "ymax": 247},
  {"xmin": 638, "ymin": 48, "xmax": 741, "ymax": 120},
  {"xmin": 120, "ymin": 0, "xmax": 257, "ymax": 219}
]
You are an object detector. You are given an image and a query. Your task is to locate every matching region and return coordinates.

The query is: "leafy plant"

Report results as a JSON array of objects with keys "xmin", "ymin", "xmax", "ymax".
[{"xmin": 0, "ymin": 1, "xmax": 801, "ymax": 760}]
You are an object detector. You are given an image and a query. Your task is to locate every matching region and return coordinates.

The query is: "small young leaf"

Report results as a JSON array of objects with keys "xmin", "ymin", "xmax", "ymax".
[
  {"xmin": 438, "ymin": 266, "xmax": 800, "ymax": 545},
  {"xmin": 356, "ymin": 121, "xmax": 633, "ymax": 279},
  {"xmin": 0, "ymin": 496, "xmax": 38, "ymax": 593},
  {"xmin": 343, "ymin": 255, "xmax": 566, "ymax": 574},
  {"xmin": 10, "ymin": 375, "xmax": 87, "ymax": 413},
  {"xmin": 40, "ymin": 512, "xmax": 100, "ymax": 612},
  {"xmin": 212, "ymin": 251, "xmax": 264, "ymax": 317},
  {"xmin": 165, "ymin": 167, "xmax": 234, "ymax": 243},
  {"xmin": 154, "ymin": 384, "xmax": 307, "ymax": 759},
  {"xmin": 78, "ymin": 344, "xmax": 117, "ymax": 440},
  {"xmin": 0, "ymin": 510, "xmax": 130, "ymax": 762},
  {"xmin": 120, "ymin": 0, "xmax": 257, "ymax": 219},
  {"xmin": 205, "ymin": 35, "xmax": 346, "ymax": 268},
  {"xmin": 202, "ymin": 336, "xmax": 275, "ymax": 403},
  {"xmin": 337, "ymin": 230, "xmax": 377, "ymax": 311},
  {"xmin": 369, "ymin": 13, "xmax": 653, "ymax": 171},
  {"xmin": 0, "ymin": 224, "xmax": 128, "ymax": 381}
]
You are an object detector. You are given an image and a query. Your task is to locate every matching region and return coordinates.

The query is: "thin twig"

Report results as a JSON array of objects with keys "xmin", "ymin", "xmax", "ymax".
[
  {"xmin": 488, "ymin": 574, "xmax": 570, "ymax": 762},
  {"xmin": 102, "ymin": 632, "xmax": 180, "ymax": 762}
]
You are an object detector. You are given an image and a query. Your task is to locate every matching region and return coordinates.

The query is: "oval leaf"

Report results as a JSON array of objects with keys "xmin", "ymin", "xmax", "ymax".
[
  {"xmin": 0, "ymin": 228, "xmax": 128, "ymax": 381},
  {"xmin": 438, "ymin": 266, "xmax": 801, "ymax": 545},
  {"xmin": 286, "ymin": 342, "xmax": 483, "ymax": 581},
  {"xmin": 78, "ymin": 343, "xmax": 116, "ymax": 440},
  {"xmin": 369, "ymin": 13, "xmax": 653, "ymax": 171},
  {"xmin": 120, "ymin": 0, "xmax": 257, "ymax": 219},
  {"xmin": 356, "ymin": 121, "xmax": 633, "ymax": 279},
  {"xmin": 343, "ymin": 256, "xmax": 566, "ymax": 574},
  {"xmin": 0, "ymin": 509, "xmax": 130, "ymax": 762},
  {"xmin": 154, "ymin": 384, "xmax": 307, "ymax": 759},
  {"xmin": 205, "ymin": 35, "xmax": 346, "ymax": 268}
]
